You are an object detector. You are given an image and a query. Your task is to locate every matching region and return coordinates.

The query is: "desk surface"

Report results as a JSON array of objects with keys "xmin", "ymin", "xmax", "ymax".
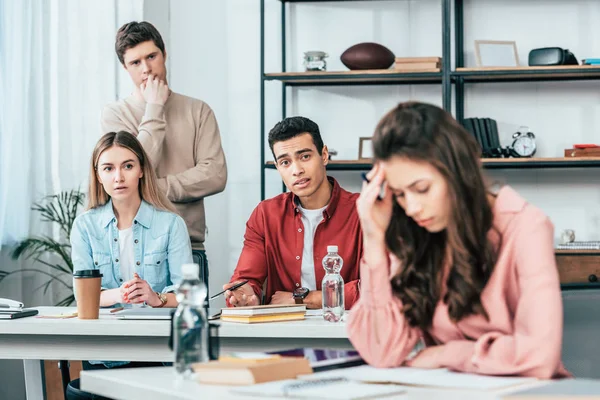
[
  {"xmin": 0, "ymin": 307, "xmax": 351, "ymax": 362},
  {"xmin": 81, "ymin": 366, "xmax": 552, "ymax": 400},
  {"xmin": 0, "ymin": 307, "xmax": 348, "ymax": 338}
]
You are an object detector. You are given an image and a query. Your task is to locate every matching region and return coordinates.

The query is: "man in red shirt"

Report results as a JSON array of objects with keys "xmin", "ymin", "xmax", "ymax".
[{"xmin": 224, "ymin": 117, "xmax": 362, "ymax": 309}]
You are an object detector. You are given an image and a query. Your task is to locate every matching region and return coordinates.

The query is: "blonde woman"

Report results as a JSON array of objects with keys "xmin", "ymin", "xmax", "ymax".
[{"xmin": 71, "ymin": 131, "xmax": 192, "ymax": 311}]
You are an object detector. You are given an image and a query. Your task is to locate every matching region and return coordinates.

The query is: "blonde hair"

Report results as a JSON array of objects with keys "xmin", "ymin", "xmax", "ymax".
[{"xmin": 87, "ymin": 131, "xmax": 176, "ymax": 213}]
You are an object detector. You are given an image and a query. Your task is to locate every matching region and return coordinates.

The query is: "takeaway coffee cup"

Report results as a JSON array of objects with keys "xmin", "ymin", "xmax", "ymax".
[{"xmin": 73, "ymin": 269, "xmax": 103, "ymax": 319}]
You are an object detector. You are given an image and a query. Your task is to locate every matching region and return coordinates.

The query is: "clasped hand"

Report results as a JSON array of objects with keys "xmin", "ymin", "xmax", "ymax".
[{"xmin": 120, "ymin": 272, "xmax": 160, "ymax": 307}]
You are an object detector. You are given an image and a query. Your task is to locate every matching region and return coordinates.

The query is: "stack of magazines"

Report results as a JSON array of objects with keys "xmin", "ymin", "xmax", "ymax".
[{"xmin": 556, "ymin": 241, "xmax": 600, "ymax": 250}]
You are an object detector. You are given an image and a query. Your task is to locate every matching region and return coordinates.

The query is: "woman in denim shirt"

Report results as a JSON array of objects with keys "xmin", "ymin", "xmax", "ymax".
[{"xmin": 71, "ymin": 131, "xmax": 193, "ymax": 309}]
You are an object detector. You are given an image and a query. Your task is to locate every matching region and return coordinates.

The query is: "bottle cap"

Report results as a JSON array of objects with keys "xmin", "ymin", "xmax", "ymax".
[
  {"xmin": 327, "ymin": 245, "xmax": 338, "ymax": 253},
  {"xmin": 182, "ymin": 263, "xmax": 199, "ymax": 278}
]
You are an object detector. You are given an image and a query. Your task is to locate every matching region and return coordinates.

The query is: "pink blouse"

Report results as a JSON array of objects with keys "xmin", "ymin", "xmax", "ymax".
[{"xmin": 347, "ymin": 186, "xmax": 569, "ymax": 379}]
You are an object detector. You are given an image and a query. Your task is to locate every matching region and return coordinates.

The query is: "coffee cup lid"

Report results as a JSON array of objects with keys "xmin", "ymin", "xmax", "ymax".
[{"xmin": 73, "ymin": 269, "xmax": 103, "ymax": 278}]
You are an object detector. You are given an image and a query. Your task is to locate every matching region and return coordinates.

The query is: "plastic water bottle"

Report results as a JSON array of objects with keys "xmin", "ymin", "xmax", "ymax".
[
  {"xmin": 173, "ymin": 263, "xmax": 209, "ymax": 377},
  {"xmin": 322, "ymin": 245, "xmax": 344, "ymax": 322}
]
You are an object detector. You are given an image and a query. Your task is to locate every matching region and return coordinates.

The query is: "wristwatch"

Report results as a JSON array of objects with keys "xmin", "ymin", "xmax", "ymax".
[
  {"xmin": 153, "ymin": 292, "xmax": 167, "ymax": 308},
  {"xmin": 293, "ymin": 287, "xmax": 310, "ymax": 305}
]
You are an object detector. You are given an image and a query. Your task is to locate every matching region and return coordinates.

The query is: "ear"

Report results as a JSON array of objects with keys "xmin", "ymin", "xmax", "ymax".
[
  {"xmin": 163, "ymin": 50, "xmax": 167, "ymax": 62},
  {"xmin": 321, "ymin": 145, "xmax": 329, "ymax": 167},
  {"xmin": 96, "ymin": 169, "xmax": 102, "ymax": 185}
]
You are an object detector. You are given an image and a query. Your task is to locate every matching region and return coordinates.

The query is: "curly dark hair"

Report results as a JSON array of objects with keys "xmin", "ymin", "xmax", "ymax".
[
  {"xmin": 268, "ymin": 116, "xmax": 324, "ymax": 158},
  {"xmin": 373, "ymin": 101, "xmax": 498, "ymax": 330}
]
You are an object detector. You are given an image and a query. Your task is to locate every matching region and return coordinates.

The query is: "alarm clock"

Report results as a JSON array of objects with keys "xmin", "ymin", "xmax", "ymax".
[{"xmin": 509, "ymin": 128, "xmax": 536, "ymax": 158}]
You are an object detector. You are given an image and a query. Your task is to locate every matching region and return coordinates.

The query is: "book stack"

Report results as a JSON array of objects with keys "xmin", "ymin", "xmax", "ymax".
[
  {"xmin": 193, "ymin": 355, "xmax": 312, "ymax": 385},
  {"xmin": 221, "ymin": 304, "xmax": 306, "ymax": 324},
  {"xmin": 556, "ymin": 241, "xmax": 600, "ymax": 250},
  {"xmin": 0, "ymin": 299, "xmax": 38, "ymax": 320},
  {"xmin": 462, "ymin": 117, "xmax": 501, "ymax": 156},
  {"xmin": 393, "ymin": 56, "xmax": 441, "ymax": 71}
]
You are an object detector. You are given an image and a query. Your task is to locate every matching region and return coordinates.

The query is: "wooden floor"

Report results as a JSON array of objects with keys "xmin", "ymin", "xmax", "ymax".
[{"xmin": 44, "ymin": 360, "xmax": 82, "ymax": 400}]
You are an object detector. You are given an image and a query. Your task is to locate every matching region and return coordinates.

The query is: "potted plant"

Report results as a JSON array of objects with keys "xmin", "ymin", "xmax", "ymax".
[{"xmin": 0, "ymin": 190, "xmax": 85, "ymax": 306}]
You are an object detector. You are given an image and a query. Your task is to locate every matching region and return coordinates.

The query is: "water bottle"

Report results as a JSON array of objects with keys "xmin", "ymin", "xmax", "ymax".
[
  {"xmin": 322, "ymin": 245, "xmax": 344, "ymax": 322},
  {"xmin": 173, "ymin": 263, "xmax": 209, "ymax": 377}
]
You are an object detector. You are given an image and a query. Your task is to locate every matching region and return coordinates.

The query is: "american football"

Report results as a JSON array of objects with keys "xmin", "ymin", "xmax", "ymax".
[{"xmin": 340, "ymin": 42, "xmax": 395, "ymax": 70}]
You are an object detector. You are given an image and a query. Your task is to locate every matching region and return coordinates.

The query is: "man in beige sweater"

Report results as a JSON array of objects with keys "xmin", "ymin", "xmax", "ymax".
[{"xmin": 101, "ymin": 21, "xmax": 227, "ymax": 291}]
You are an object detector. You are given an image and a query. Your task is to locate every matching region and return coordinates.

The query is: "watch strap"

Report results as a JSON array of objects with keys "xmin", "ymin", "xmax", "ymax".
[{"xmin": 154, "ymin": 292, "xmax": 167, "ymax": 308}]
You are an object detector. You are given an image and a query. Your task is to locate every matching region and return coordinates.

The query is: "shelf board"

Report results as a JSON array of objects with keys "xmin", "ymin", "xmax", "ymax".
[
  {"xmin": 560, "ymin": 282, "xmax": 600, "ymax": 290},
  {"xmin": 454, "ymin": 66, "xmax": 600, "ymax": 83},
  {"xmin": 266, "ymin": 158, "xmax": 600, "ymax": 171},
  {"xmin": 482, "ymin": 157, "xmax": 600, "ymax": 169},
  {"xmin": 264, "ymin": 70, "xmax": 441, "ymax": 86},
  {"xmin": 265, "ymin": 160, "xmax": 373, "ymax": 170},
  {"xmin": 555, "ymin": 250, "xmax": 600, "ymax": 255}
]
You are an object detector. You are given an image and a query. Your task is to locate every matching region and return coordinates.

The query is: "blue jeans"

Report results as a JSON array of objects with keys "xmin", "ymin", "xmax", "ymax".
[{"xmin": 192, "ymin": 250, "xmax": 209, "ymax": 298}]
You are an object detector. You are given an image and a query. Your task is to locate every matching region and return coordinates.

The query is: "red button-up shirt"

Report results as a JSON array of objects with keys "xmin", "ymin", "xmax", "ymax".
[{"xmin": 230, "ymin": 177, "xmax": 362, "ymax": 309}]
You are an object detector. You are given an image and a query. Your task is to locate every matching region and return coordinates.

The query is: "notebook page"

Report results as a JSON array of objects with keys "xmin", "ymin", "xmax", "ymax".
[
  {"xmin": 408, "ymin": 369, "xmax": 537, "ymax": 391},
  {"xmin": 299, "ymin": 365, "xmax": 536, "ymax": 391},
  {"xmin": 230, "ymin": 378, "xmax": 406, "ymax": 399},
  {"xmin": 298, "ymin": 365, "xmax": 443, "ymax": 383}
]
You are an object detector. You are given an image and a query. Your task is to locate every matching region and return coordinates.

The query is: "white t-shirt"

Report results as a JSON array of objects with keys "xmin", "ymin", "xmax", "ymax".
[
  {"xmin": 298, "ymin": 204, "xmax": 327, "ymax": 290},
  {"xmin": 118, "ymin": 227, "xmax": 135, "ymax": 282}
]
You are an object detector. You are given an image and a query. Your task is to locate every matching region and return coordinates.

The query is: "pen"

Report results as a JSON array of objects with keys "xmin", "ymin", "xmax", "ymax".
[
  {"xmin": 209, "ymin": 280, "xmax": 249, "ymax": 300},
  {"xmin": 361, "ymin": 172, "xmax": 383, "ymax": 200},
  {"xmin": 110, "ymin": 307, "xmax": 124, "ymax": 313}
]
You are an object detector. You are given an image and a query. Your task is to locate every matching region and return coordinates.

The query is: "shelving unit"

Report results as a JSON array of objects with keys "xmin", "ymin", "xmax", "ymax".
[
  {"xmin": 260, "ymin": 0, "xmax": 600, "ymax": 288},
  {"xmin": 260, "ymin": 0, "xmax": 453, "ymax": 200}
]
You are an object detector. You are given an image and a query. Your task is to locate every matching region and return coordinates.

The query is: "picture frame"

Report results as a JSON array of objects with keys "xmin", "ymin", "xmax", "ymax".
[
  {"xmin": 474, "ymin": 40, "xmax": 519, "ymax": 67},
  {"xmin": 358, "ymin": 137, "xmax": 373, "ymax": 160}
]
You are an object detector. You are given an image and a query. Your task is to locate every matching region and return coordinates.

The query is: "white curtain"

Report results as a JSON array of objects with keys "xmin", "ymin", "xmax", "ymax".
[{"xmin": 0, "ymin": 0, "xmax": 144, "ymax": 306}]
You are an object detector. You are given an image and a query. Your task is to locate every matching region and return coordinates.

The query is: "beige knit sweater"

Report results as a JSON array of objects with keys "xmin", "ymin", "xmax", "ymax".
[{"xmin": 101, "ymin": 92, "xmax": 227, "ymax": 250}]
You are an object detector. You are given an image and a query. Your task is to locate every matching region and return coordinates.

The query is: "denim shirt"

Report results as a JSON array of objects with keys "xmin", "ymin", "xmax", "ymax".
[{"xmin": 71, "ymin": 200, "xmax": 193, "ymax": 295}]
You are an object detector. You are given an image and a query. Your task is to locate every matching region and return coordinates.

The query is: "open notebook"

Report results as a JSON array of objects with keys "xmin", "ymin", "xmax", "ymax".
[
  {"xmin": 299, "ymin": 365, "xmax": 538, "ymax": 391},
  {"xmin": 230, "ymin": 377, "xmax": 406, "ymax": 399}
]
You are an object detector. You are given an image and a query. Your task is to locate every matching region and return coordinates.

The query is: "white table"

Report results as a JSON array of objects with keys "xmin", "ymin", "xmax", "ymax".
[
  {"xmin": 0, "ymin": 306, "xmax": 351, "ymax": 400},
  {"xmin": 80, "ymin": 366, "xmax": 552, "ymax": 400}
]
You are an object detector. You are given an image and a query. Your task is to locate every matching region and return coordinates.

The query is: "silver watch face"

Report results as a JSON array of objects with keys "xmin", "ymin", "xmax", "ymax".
[
  {"xmin": 513, "ymin": 136, "xmax": 536, "ymax": 157},
  {"xmin": 293, "ymin": 287, "xmax": 309, "ymax": 298}
]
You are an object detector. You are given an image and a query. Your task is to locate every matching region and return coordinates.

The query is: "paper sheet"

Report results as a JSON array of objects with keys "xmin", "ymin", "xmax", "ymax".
[{"xmin": 299, "ymin": 365, "xmax": 537, "ymax": 391}]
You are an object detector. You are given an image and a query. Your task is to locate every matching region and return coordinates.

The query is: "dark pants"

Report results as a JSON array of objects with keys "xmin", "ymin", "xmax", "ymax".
[
  {"xmin": 69, "ymin": 362, "xmax": 170, "ymax": 400},
  {"xmin": 192, "ymin": 249, "xmax": 209, "ymax": 298}
]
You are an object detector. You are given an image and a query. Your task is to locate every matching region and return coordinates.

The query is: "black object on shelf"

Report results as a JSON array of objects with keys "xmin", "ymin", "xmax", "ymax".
[
  {"xmin": 528, "ymin": 47, "xmax": 578, "ymax": 66},
  {"xmin": 462, "ymin": 117, "xmax": 503, "ymax": 158}
]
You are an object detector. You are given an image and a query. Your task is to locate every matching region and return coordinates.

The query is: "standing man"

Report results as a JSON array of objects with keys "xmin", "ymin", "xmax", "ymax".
[
  {"xmin": 224, "ymin": 117, "xmax": 362, "ymax": 309},
  {"xmin": 101, "ymin": 21, "xmax": 227, "ymax": 291}
]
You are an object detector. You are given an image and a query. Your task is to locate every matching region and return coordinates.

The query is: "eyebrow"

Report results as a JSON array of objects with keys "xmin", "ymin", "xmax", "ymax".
[
  {"xmin": 275, "ymin": 148, "xmax": 313, "ymax": 161},
  {"xmin": 99, "ymin": 159, "xmax": 136, "ymax": 167},
  {"xmin": 128, "ymin": 52, "xmax": 158, "ymax": 65},
  {"xmin": 389, "ymin": 179, "xmax": 428, "ymax": 191}
]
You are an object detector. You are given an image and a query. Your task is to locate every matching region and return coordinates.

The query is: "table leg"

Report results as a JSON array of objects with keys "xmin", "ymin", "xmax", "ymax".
[{"xmin": 23, "ymin": 359, "xmax": 45, "ymax": 400}]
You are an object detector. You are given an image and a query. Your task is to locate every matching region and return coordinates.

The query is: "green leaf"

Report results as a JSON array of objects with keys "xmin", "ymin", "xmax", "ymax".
[
  {"xmin": 5, "ymin": 189, "xmax": 84, "ymax": 306},
  {"xmin": 56, "ymin": 294, "xmax": 75, "ymax": 307}
]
